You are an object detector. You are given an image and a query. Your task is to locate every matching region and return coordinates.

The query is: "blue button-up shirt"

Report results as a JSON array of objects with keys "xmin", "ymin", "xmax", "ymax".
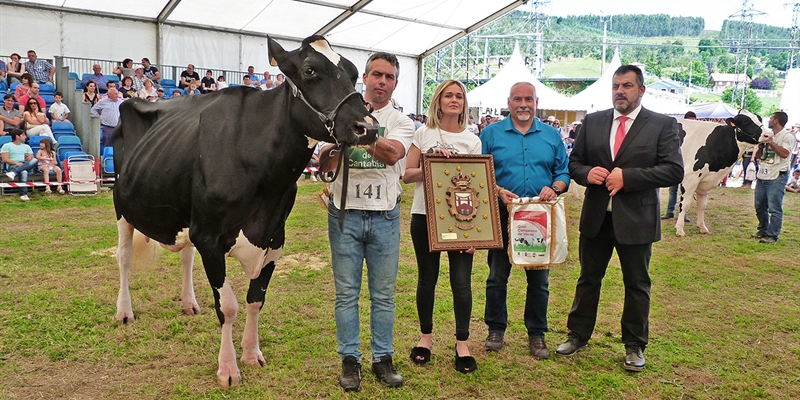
[
  {"xmin": 481, "ymin": 117, "xmax": 570, "ymax": 198},
  {"xmin": 90, "ymin": 97, "xmax": 124, "ymax": 127}
]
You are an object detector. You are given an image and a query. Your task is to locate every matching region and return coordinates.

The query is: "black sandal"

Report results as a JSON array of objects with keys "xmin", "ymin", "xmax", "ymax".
[
  {"xmin": 455, "ymin": 345, "xmax": 477, "ymax": 374},
  {"xmin": 410, "ymin": 346, "xmax": 431, "ymax": 364}
]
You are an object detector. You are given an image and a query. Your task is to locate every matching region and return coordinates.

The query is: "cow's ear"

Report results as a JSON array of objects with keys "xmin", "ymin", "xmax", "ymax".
[
  {"xmin": 725, "ymin": 118, "xmax": 735, "ymax": 127},
  {"xmin": 267, "ymin": 36, "xmax": 286, "ymax": 67},
  {"xmin": 340, "ymin": 57, "xmax": 359, "ymax": 86}
]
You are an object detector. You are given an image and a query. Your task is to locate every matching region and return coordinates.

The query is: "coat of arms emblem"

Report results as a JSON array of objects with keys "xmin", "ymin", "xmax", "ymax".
[{"xmin": 446, "ymin": 172, "xmax": 480, "ymax": 230}]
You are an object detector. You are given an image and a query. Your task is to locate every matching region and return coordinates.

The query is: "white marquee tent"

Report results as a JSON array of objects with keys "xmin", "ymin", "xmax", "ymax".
[
  {"xmin": 467, "ymin": 43, "xmax": 573, "ymax": 112},
  {"xmin": 0, "ymin": 0, "xmax": 527, "ymax": 112},
  {"xmin": 780, "ymin": 68, "xmax": 800, "ymax": 126},
  {"xmin": 569, "ymin": 49, "xmax": 622, "ymax": 113}
]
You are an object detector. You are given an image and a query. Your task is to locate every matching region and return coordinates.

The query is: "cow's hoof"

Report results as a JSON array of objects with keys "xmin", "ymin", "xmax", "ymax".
[
  {"xmin": 700, "ymin": 228, "xmax": 711, "ymax": 235},
  {"xmin": 241, "ymin": 351, "xmax": 266, "ymax": 368},
  {"xmin": 114, "ymin": 312, "xmax": 135, "ymax": 324},
  {"xmin": 676, "ymin": 231, "xmax": 686, "ymax": 237},
  {"xmin": 181, "ymin": 304, "xmax": 201, "ymax": 316},
  {"xmin": 217, "ymin": 368, "xmax": 242, "ymax": 388}
]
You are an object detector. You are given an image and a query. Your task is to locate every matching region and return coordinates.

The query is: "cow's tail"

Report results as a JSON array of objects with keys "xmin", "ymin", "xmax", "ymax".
[{"xmin": 131, "ymin": 229, "xmax": 161, "ymax": 270}]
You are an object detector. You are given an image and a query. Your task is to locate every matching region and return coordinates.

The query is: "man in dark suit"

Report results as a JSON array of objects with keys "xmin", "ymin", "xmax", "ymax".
[{"xmin": 555, "ymin": 65, "xmax": 683, "ymax": 372}]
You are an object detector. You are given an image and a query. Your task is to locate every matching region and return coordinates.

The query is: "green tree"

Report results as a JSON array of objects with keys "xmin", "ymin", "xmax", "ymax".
[
  {"xmin": 767, "ymin": 52, "xmax": 789, "ymax": 70},
  {"xmin": 675, "ymin": 60, "xmax": 710, "ymax": 86},
  {"xmin": 721, "ymin": 87, "xmax": 762, "ymax": 115}
]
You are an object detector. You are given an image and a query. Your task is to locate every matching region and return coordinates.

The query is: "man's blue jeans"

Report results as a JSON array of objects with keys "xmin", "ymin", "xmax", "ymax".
[
  {"xmin": 8, "ymin": 158, "xmax": 39, "ymax": 196},
  {"xmin": 485, "ymin": 207, "xmax": 550, "ymax": 338},
  {"xmin": 328, "ymin": 201, "xmax": 400, "ymax": 362},
  {"xmin": 755, "ymin": 172, "xmax": 788, "ymax": 239},
  {"xmin": 665, "ymin": 184, "xmax": 679, "ymax": 214}
]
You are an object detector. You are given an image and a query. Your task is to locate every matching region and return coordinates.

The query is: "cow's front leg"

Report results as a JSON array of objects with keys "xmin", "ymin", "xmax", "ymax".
[
  {"xmin": 241, "ymin": 261, "xmax": 277, "ymax": 367},
  {"xmin": 675, "ymin": 191, "xmax": 689, "ymax": 237},
  {"xmin": 180, "ymin": 246, "xmax": 201, "ymax": 316},
  {"xmin": 696, "ymin": 191, "xmax": 711, "ymax": 234},
  {"xmin": 216, "ymin": 279, "xmax": 241, "ymax": 387},
  {"xmin": 115, "ymin": 217, "xmax": 136, "ymax": 323}
]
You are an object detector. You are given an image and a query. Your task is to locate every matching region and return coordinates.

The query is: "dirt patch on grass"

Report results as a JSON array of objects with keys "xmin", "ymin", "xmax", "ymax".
[{"xmin": 275, "ymin": 252, "xmax": 328, "ymax": 275}]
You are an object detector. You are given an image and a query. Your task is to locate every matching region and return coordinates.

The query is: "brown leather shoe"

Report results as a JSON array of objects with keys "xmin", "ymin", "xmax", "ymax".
[
  {"xmin": 528, "ymin": 337, "xmax": 550, "ymax": 359},
  {"xmin": 485, "ymin": 332, "xmax": 504, "ymax": 352}
]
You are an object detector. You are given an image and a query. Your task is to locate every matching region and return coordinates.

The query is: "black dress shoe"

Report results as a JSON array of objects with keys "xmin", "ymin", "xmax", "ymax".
[
  {"xmin": 623, "ymin": 346, "xmax": 645, "ymax": 372},
  {"xmin": 759, "ymin": 236, "xmax": 778, "ymax": 243},
  {"xmin": 555, "ymin": 334, "xmax": 588, "ymax": 356},
  {"xmin": 683, "ymin": 214, "xmax": 691, "ymax": 222},
  {"xmin": 660, "ymin": 213, "xmax": 674, "ymax": 220}
]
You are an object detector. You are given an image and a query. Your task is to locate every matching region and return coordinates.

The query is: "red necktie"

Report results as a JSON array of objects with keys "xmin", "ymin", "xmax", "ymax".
[{"xmin": 614, "ymin": 115, "xmax": 629, "ymax": 157}]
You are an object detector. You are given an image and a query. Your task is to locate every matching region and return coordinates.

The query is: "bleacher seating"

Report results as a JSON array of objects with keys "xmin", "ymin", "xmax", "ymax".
[
  {"xmin": 102, "ymin": 146, "xmax": 114, "ymax": 174},
  {"xmin": 39, "ymin": 83, "xmax": 55, "ymax": 95},
  {"xmin": 41, "ymin": 94, "xmax": 55, "ymax": 106},
  {"xmin": 28, "ymin": 135, "xmax": 44, "ymax": 151},
  {"xmin": 57, "ymin": 136, "xmax": 82, "ymax": 159},
  {"xmin": 0, "ymin": 136, "xmax": 12, "ymax": 147},
  {"xmin": 0, "ymin": 81, "xmax": 6, "ymax": 93},
  {"xmin": 10, "ymin": 82, "xmax": 20, "ymax": 92},
  {"xmin": 70, "ymin": 72, "xmax": 83, "ymax": 90},
  {"xmin": 52, "ymin": 121, "xmax": 76, "ymax": 135},
  {"xmin": 106, "ymin": 75, "xmax": 120, "ymax": 83}
]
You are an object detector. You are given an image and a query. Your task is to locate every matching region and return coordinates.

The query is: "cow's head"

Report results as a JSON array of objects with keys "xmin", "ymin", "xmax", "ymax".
[
  {"xmin": 727, "ymin": 109, "xmax": 771, "ymax": 144},
  {"xmin": 268, "ymin": 35, "xmax": 378, "ymax": 146}
]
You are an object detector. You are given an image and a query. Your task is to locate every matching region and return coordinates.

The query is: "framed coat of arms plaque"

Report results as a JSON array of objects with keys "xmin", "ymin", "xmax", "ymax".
[{"xmin": 422, "ymin": 154, "xmax": 503, "ymax": 252}]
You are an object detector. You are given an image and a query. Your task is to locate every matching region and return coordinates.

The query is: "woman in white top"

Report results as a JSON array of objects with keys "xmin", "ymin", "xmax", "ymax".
[
  {"xmin": 403, "ymin": 79, "xmax": 482, "ymax": 373},
  {"xmin": 137, "ymin": 78, "xmax": 158, "ymax": 102}
]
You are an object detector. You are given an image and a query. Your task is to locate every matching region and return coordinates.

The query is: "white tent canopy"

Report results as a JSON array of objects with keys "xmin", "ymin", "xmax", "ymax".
[
  {"xmin": 467, "ymin": 42, "xmax": 573, "ymax": 112},
  {"xmin": 569, "ymin": 48, "xmax": 622, "ymax": 113},
  {"xmin": 0, "ymin": 0, "xmax": 527, "ymax": 113},
  {"xmin": 780, "ymin": 68, "xmax": 800, "ymax": 126}
]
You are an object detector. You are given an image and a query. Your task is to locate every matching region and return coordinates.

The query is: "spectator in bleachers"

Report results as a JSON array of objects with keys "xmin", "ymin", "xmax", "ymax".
[
  {"xmin": 275, "ymin": 73, "xmax": 285, "ymax": 86},
  {"xmin": 119, "ymin": 77, "xmax": 137, "ymax": 99},
  {"xmin": 2, "ymin": 129, "xmax": 38, "ymax": 201},
  {"xmin": 132, "ymin": 66, "xmax": 146, "ymax": 92},
  {"xmin": 1, "ymin": 94, "xmax": 23, "ymax": 135},
  {"xmin": 18, "ymin": 83, "xmax": 46, "ymax": 112},
  {"xmin": 5, "ymin": 53, "xmax": 26, "ymax": 84},
  {"xmin": 82, "ymin": 64, "xmax": 111, "ymax": 93},
  {"xmin": 24, "ymin": 50, "xmax": 55, "ymax": 84},
  {"xmin": 246, "ymin": 66, "xmax": 259, "ymax": 82},
  {"xmin": 23, "ymin": 97, "xmax": 56, "ymax": 145},
  {"xmin": 201, "ymin": 70, "xmax": 217, "ymax": 94},
  {"xmin": 49, "ymin": 92, "xmax": 70, "ymax": 122},
  {"xmin": 260, "ymin": 71, "xmax": 271, "ymax": 85},
  {"xmin": 36, "ymin": 137, "xmax": 65, "ymax": 195},
  {"xmin": 243, "ymin": 75, "xmax": 257, "ymax": 88},
  {"xmin": 179, "ymin": 64, "xmax": 200, "ymax": 89},
  {"xmin": 141, "ymin": 57, "xmax": 161, "ymax": 84},
  {"xmin": 172, "ymin": 90, "xmax": 182, "ymax": 98},
  {"xmin": 83, "ymin": 81, "xmax": 100, "ymax": 106},
  {"xmin": 14, "ymin": 73, "xmax": 34, "ymax": 103},
  {"xmin": 156, "ymin": 87, "xmax": 165, "ymax": 100},
  {"xmin": 187, "ymin": 80, "xmax": 201, "ymax": 95},
  {"xmin": 91, "ymin": 88, "xmax": 123, "ymax": 149},
  {"xmin": 260, "ymin": 79, "xmax": 275, "ymax": 91},
  {"xmin": 113, "ymin": 58, "xmax": 135, "ymax": 80},
  {"xmin": 217, "ymin": 75, "xmax": 228, "ymax": 89},
  {"xmin": 137, "ymin": 78, "xmax": 158, "ymax": 102},
  {"xmin": 0, "ymin": 60, "xmax": 5, "ymax": 83},
  {"xmin": 101, "ymin": 81, "xmax": 118, "ymax": 99}
]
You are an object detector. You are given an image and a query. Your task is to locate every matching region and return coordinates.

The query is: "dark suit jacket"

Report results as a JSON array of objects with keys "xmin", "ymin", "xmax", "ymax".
[{"xmin": 569, "ymin": 107, "xmax": 683, "ymax": 245}]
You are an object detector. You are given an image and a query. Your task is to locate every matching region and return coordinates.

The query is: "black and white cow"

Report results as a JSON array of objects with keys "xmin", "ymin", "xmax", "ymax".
[
  {"xmin": 112, "ymin": 35, "xmax": 378, "ymax": 387},
  {"xmin": 674, "ymin": 110, "xmax": 770, "ymax": 236}
]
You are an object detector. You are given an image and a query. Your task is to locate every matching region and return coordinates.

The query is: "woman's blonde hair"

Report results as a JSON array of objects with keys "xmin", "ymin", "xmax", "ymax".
[{"xmin": 426, "ymin": 80, "xmax": 468, "ymax": 131}]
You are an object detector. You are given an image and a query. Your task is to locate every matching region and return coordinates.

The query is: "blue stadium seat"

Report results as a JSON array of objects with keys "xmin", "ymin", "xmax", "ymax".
[
  {"xmin": 102, "ymin": 146, "xmax": 114, "ymax": 174},
  {"xmin": 10, "ymin": 82, "xmax": 20, "ymax": 92},
  {"xmin": 41, "ymin": 95, "xmax": 55, "ymax": 106},
  {"xmin": 0, "ymin": 136, "xmax": 12, "ymax": 147},
  {"xmin": 106, "ymin": 75, "xmax": 120, "ymax": 83},
  {"xmin": 70, "ymin": 72, "xmax": 84, "ymax": 90},
  {"xmin": 39, "ymin": 83, "xmax": 55, "ymax": 95},
  {"xmin": 160, "ymin": 79, "xmax": 177, "ymax": 88},
  {"xmin": 52, "ymin": 121, "xmax": 76, "ymax": 135},
  {"xmin": 57, "ymin": 136, "xmax": 82, "ymax": 159},
  {"xmin": 64, "ymin": 151, "xmax": 90, "ymax": 161},
  {"xmin": 28, "ymin": 135, "xmax": 45, "ymax": 150},
  {"xmin": 0, "ymin": 81, "xmax": 6, "ymax": 93}
]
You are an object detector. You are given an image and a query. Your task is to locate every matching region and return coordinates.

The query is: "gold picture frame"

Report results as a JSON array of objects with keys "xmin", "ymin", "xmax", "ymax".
[{"xmin": 422, "ymin": 154, "xmax": 503, "ymax": 252}]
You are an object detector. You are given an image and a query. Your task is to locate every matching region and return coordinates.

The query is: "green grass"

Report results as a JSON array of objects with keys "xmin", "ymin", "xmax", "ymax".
[
  {"xmin": 0, "ymin": 181, "xmax": 798, "ymax": 399},
  {"xmin": 544, "ymin": 57, "xmax": 603, "ymax": 78}
]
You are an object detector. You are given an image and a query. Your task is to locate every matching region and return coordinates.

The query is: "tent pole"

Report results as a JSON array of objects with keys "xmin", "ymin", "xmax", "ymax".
[{"xmin": 417, "ymin": 56, "xmax": 424, "ymax": 115}]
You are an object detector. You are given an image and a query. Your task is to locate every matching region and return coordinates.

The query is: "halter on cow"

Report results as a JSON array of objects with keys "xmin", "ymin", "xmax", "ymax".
[
  {"xmin": 112, "ymin": 35, "xmax": 378, "ymax": 387},
  {"xmin": 674, "ymin": 110, "xmax": 770, "ymax": 236}
]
